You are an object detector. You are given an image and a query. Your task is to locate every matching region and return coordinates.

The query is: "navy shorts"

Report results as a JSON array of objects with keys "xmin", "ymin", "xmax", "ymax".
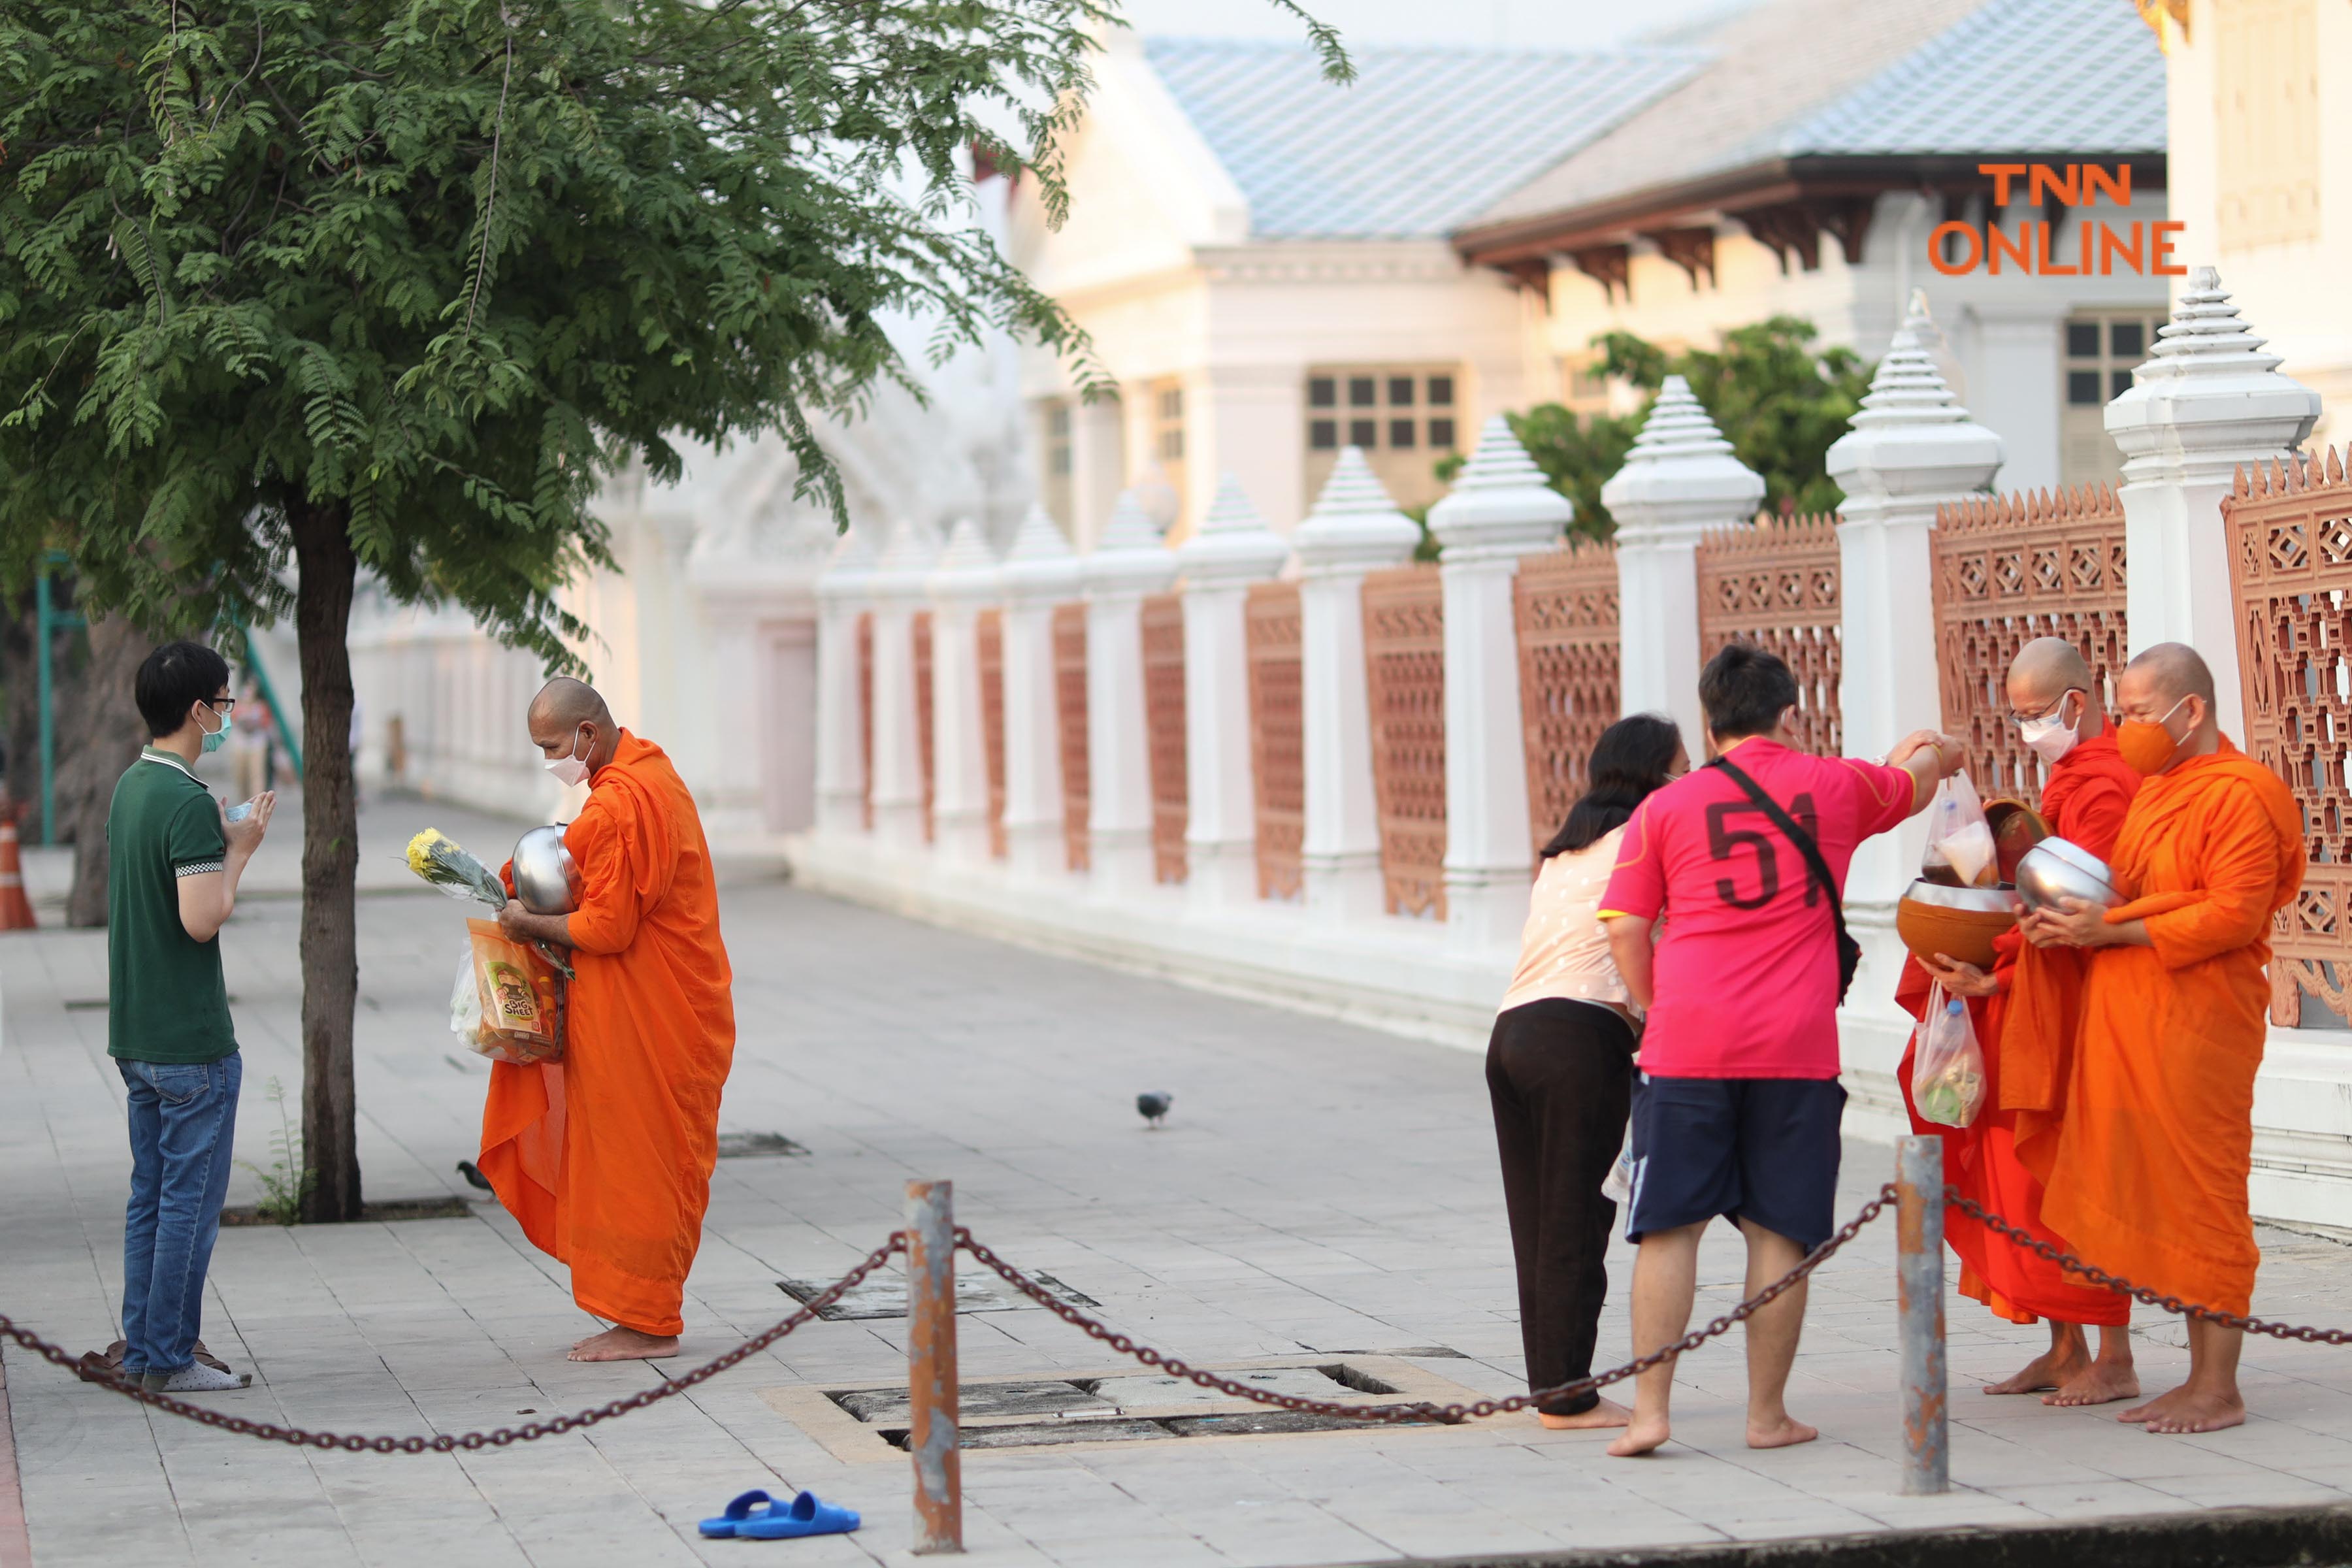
[{"xmin": 1625, "ymin": 1075, "xmax": 1846, "ymax": 1252}]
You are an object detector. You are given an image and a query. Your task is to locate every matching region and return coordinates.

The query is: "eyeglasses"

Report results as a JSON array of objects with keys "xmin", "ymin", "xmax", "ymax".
[
  {"xmin": 2004, "ymin": 690, "xmax": 2079, "ymax": 728},
  {"xmin": 206, "ymin": 697, "xmax": 238, "ymax": 716}
]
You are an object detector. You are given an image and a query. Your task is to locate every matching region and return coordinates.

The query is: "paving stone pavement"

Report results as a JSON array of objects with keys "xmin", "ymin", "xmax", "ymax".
[{"xmin": 7, "ymin": 794, "xmax": 2352, "ymax": 1567}]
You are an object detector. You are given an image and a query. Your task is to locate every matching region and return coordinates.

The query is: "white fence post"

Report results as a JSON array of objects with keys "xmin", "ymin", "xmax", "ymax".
[
  {"xmin": 870, "ymin": 519, "xmax": 941, "ymax": 853},
  {"xmin": 998, "ymin": 506, "xmax": 1081, "ymax": 881},
  {"xmin": 1602, "ymin": 376, "xmax": 1766, "ymax": 762},
  {"xmin": 1430, "ymin": 417, "xmax": 1573, "ymax": 955},
  {"xmin": 2106, "ymin": 265, "xmax": 2321, "ymax": 740},
  {"xmin": 1083, "ymin": 493, "xmax": 1179, "ymax": 898},
  {"xmin": 1176, "ymin": 474, "xmax": 1290, "ymax": 913},
  {"xmin": 814, "ymin": 524, "xmax": 879, "ymax": 837},
  {"xmin": 1293, "ymin": 449, "xmax": 1421, "ymax": 925},
  {"xmin": 928, "ymin": 518, "xmax": 1000, "ymax": 866},
  {"xmin": 1827, "ymin": 289, "xmax": 2004, "ymax": 1032}
]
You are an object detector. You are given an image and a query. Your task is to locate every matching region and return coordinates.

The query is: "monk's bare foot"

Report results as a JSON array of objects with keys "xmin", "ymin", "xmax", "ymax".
[
  {"xmin": 1746, "ymin": 1414, "xmax": 1819, "ymax": 1450},
  {"xmin": 567, "ymin": 1326, "xmax": 679, "ymax": 1363},
  {"xmin": 2125, "ymin": 1385, "xmax": 2244, "ymax": 1435},
  {"xmin": 1983, "ymin": 1346, "xmax": 2085, "ymax": 1395},
  {"xmin": 1607, "ymin": 1413, "xmax": 1671, "ymax": 1456},
  {"xmin": 1538, "ymin": 1396, "xmax": 1631, "ymax": 1431},
  {"xmin": 2044, "ymin": 1360, "xmax": 2140, "ymax": 1407}
]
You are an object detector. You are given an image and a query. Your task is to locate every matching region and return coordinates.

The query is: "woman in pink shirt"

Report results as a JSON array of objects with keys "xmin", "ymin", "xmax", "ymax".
[{"xmin": 1489, "ymin": 713, "xmax": 1684, "ymax": 1429}]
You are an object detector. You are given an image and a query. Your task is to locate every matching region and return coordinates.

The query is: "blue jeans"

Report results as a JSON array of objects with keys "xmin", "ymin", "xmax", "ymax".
[{"xmin": 118, "ymin": 1053, "xmax": 242, "ymax": 1375}]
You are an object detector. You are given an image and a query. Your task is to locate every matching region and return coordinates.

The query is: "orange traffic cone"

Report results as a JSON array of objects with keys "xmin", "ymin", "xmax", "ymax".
[{"xmin": 0, "ymin": 816, "xmax": 37, "ymax": 931}]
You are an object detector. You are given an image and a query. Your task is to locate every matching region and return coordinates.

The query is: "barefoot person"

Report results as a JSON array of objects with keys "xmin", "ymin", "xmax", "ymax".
[
  {"xmin": 1600, "ymin": 644, "xmax": 1962, "ymax": 1458},
  {"xmin": 107, "ymin": 642, "xmax": 275, "ymax": 1393},
  {"xmin": 1489, "ymin": 714, "xmax": 1686, "ymax": 1433},
  {"xmin": 482, "ymin": 678, "xmax": 738, "ymax": 1362},
  {"xmin": 1897, "ymin": 638, "xmax": 2140, "ymax": 1406},
  {"xmin": 2022, "ymin": 644, "xmax": 2302, "ymax": 1435}
]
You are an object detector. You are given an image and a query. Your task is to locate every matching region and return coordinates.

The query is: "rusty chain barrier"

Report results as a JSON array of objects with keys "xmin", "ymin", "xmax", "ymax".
[{"xmin": 8, "ymin": 1175, "xmax": 2344, "ymax": 1454}]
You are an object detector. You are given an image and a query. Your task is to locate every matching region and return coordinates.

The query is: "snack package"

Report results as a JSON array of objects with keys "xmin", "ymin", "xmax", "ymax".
[
  {"xmin": 1922, "ymin": 774, "xmax": 1999, "ymax": 887},
  {"xmin": 452, "ymin": 918, "xmax": 564, "ymax": 1065},
  {"xmin": 1911, "ymin": 983, "xmax": 1987, "ymax": 1128}
]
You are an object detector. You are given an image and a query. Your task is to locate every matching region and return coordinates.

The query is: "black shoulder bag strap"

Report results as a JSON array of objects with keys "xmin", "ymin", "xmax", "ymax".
[{"xmin": 1707, "ymin": 753, "xmax": 1862, "ymax": 1005}]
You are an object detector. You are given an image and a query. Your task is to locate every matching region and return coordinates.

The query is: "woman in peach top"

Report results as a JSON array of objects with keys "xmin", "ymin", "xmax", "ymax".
[{"xmin": 1490, "ymin": 713, "xmax": 1684, "ymax": 1429}]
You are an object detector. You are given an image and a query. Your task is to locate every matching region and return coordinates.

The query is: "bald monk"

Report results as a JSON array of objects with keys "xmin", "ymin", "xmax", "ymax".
[
  {"xmin": 2023, "ymin": 643, "xmax": 2302, "ymax": 1433},
  {"xmin": 485, "ymin": 679, "xmax": 737, "ymax": 1362},
  {"xmin": 1897, "ymin": 638, "xmax": 2139, "ymax": 1405}
]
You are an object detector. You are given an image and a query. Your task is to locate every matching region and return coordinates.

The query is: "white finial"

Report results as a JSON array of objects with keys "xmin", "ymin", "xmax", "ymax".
[
  {"xmin": 817, "ymin": 521, "xmax": 881, "ymax": 599},
  {"xmin": 874, "ymin": 516, "xmax": 943, "ymax": 596},
  {"xmin": 1178, "ymin": 474, "xmax": 1288, "ymax": 585},
  {"xmin": 2104, "ymin": 263, "xmax": 2320, "ymax": 477},
  {"xmin": 1846, "ymin": 306, "xmax": 1972, "ymax": 433},
  {"xmin": 1826, "ymin": 288, "xmax": 2003, "ymax": 504},
  {"xmin": 1429, "ymin": 416, "xmax": 1573, "ymax": 556},
  {"xmin": 1601, "ymin": 378, "xmax": 1765, "ymax": 529},
  {"xmin": 998, "ymin": 502, "xmax": 1081, "ymax": 600},
  {"xmin": 2136, "ymin": 265, "xmax": 2285, "ymax": 382},
  {"xmin": 926, "ymin": 516, "xmax": 1000, "ymax": 600},
  {"xmin": 1084, "ymin": 489, "xmax": 1178, "ymax": 593},
  {"xmin": 1292, "ymin": 448, "xmax": 1422, "ymax": 573}
]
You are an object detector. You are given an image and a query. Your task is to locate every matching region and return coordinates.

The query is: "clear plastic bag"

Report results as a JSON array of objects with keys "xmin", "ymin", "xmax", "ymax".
[
  {"xmin": 1922, "ymin": 773, "xmax": 1999, "ymax": 887},
  {"xmin": 1600, "ymin": 1121, "xmax": 1635, "ymax": 1206},
  {"xmin": 1912, "ymin": 982, "xmax": 1987, "ymax": 1128}
]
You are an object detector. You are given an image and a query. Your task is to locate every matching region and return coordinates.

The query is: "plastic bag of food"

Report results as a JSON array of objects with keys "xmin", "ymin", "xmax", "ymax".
[
  {"xmin": 1911, "ymin": 983, "xmax": 1987, "ymax": 1128},
  {"xmin": 453, "ymin": 918, "xmax": 564, "ymax": 1065},
  {"xmin": 1922, "ymin": 774, "xmax": 1999, "ymax": 888}
]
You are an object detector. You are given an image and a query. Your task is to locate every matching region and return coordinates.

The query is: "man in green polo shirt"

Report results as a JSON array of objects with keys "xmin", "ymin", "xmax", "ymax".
[{"xmin": 108, "ymin": 640, "xmax": 275, "ymax": 1393}]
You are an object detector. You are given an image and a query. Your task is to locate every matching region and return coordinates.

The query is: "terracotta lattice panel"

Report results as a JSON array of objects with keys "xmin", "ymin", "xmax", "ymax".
[
  {"xmin": 857, "ymin": 612, "xmax": 874, "ymax": 831},
  {"xmin": 1053, "ymin": 602, "xmax": 1090, "ymax": 872},
  {"xmin": 1931, "ymin": 485, "xmax": 2130, "ymax": 808},
  {"xmin": 1245, "ymin": 581, "xmax": 1305, "ymax": 901},
  {"xmin": 977, "ymin": 609, "xmax": 1007, "ymax": 860},
  {"xmin": 1514, "ymin": 543, "xmax": 1622, "ymax": 858},
  {"xmin": 1362, "ymin": 564, "xmax": 1447, "ymax": 919},
  {"xmin": 1695, "ymin": 514, "xmax": 1842, "ymax": 759},
  {"xmin": 2223, "ymin": 447, "xmax": 2352, "ymax": 1027},
  {"xmin": 1141, "ymin": 593, "xmax": 1190, "ymax": 884},
  {"xmin": 913, "ymin": 611, "xmax": 936, "ymax": 843}
]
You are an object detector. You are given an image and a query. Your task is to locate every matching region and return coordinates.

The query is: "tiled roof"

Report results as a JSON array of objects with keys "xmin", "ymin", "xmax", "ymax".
[
  {"xmin": 1465, "ymin": 0, "xmax": 2165, "ymax": 233},
  {"xmin": 1140, "ymin": 39, "xmax": 1703, "ymax": 240}
]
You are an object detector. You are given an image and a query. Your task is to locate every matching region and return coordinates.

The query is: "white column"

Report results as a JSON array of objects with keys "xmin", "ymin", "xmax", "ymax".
[
  {"xmin": 2106, "ymin": 267, "xmax": 2323, "ymax": 740},
  {"xmin": 1827, "ymin": 289, "xmax": 2006, "ymax": 1030},
  {"xmin": 1175, "ymin": 474, "xmax": 1290, "ymax": 914},
  {"xmin": 926, "ymin": 518, "xmax": 1001, "ymax": 865},
  {"xmin": 1968, "ymin": 300, "xmax": 2067, "ymax": 495},
  {"xmin": 1430, "ymin": 417, "xmax": 1575, "ymax": 955},
  {"xmin": 1083, "ymin": 492, "xmax": 1179, "ymax": 898},
  {"xmin": 868, "ymin": 518, "xmax": 939, "ymax": 853},
  {"xmin": 1292, "ymin": 448, "xmax": 1421, "ymax": 924},
  {"xmin": 1069, "ymin": 397, "xmax": 1126, "ymax": 556},
  {"xmin": 998, "ymin": 505, "xmax": 1081, "ymax": 881},
  {"xmin": 1601, "ymin": 376, "xmax": 1766, "ymax": 761}
]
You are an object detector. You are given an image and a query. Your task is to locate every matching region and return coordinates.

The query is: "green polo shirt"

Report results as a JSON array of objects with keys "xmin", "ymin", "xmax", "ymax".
[{"xmin": 106, "ymin": 748, "xmax": 237, "ymax": 1064}]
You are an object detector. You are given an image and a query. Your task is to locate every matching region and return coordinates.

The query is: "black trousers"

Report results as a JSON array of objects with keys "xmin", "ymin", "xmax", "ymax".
[{"xmin": 1486, "ymin": 997, "xmax": 1637, "ymax": 1416}]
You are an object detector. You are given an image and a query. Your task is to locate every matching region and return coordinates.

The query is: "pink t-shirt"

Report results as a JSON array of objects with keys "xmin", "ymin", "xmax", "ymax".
[{"xmin": 1600, "ymin": 738, "xmax": 1915, "ymax": 1079}]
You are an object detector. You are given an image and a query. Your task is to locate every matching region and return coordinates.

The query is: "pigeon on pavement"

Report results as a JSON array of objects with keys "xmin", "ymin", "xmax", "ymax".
[
  {"xmin": 1135, "ymin": 1092, "xmax": 1173, "ymax": 1129},
  {"xmin": 457, "ymin": 1159, "xmax": 495, "ymax": 1192}
]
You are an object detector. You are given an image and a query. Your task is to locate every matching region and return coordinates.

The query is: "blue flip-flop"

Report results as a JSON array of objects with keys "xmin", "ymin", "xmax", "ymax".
[
  {"xmin": 700, "ymin": 1490, "xmax": 792, "ymax": 1538},
  {"xmin": 738, "ymin": 1490, "xmax": 860, "ymax": 1541}
]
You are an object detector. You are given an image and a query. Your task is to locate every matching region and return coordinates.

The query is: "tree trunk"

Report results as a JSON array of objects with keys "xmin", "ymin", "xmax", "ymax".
[
  {"xmin": 61, "ymin": 615, "xmax": 157, "ymax": 925},
  {"xmin": 291, "ymin": 498, "xmax": 363, "ymax": 1223}
]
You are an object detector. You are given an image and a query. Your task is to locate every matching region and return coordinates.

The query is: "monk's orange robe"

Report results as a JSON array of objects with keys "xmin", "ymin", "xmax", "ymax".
[
  {"xmin": 1894, "ymin": 733, "xmax": 2138, "ymax": 1326},
  {"xmin": 2040, "ymin": 740, "xmax": 2302, "ymax": 1318},
  {"xmin": 478, "ymin": 731, "xmax": 737, "ymax": 1337}
]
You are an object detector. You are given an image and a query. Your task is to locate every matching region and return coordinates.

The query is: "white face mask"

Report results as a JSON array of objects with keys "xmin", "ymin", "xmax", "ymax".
[
  {"xmin": 544, "ymin": 726, "xmax": 592, "ymax": 787},
  {"xmin": 2017, "ymin": 692, "xmax": 2081, "ymax": 765}
]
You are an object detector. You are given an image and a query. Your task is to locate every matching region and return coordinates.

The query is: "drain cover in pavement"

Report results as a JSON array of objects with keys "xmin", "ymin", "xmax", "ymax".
[
  {"xmin": 717, "ymin": 1132, "xmax": 809, "ymax": 1159},
  {"xmin": 778, "ymin": 1270, "xmax": 1098, "ymax": 1320}
]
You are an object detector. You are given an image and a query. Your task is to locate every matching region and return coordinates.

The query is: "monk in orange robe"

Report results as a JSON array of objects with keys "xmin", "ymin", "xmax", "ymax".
[
  {"xmin": 482, "ymin": 678, "xmax": 737, "ymax": 1362},
  {"xmin": 2023, "ymin": 643, "xmax": 2302, "ymax": 1434},
  {"xmin": 1897, "ymin": 638, "xmax": 2138, "ymax": 1405}
]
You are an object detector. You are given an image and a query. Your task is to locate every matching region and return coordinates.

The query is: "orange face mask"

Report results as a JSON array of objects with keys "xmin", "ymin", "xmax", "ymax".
[{"xmin": 2116, "ymin": 695, "xmax": 2191, "ymax": 777}]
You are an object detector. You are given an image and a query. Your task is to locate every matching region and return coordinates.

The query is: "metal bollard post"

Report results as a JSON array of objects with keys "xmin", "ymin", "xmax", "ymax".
[
  {"xmin": 1895, "ymin": 1135, "xmax": 1949, "ymax": 1495},
  {"xmin": 906, "ymin": 1179, "xmax": 964, "ymax": 1554}
]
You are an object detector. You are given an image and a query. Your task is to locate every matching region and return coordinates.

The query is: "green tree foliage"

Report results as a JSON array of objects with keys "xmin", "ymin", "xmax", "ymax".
[
  {"xmin": 1441, "ymin": 316, "xmax": 1872, "ymax": 542},
  {"xmin": 0, "ymin": 0, "xmax": 1345, "ymax": 1218}
]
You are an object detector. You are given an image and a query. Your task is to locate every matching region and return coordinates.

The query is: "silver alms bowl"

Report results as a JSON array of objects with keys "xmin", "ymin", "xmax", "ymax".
[
  {"xmin": 2014, "ymin": 836, "xmax": 2119, "ymax": 913},
  {"xmin": 512, "ymin": 825, "xmax": 581, "ymax": 915}
]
